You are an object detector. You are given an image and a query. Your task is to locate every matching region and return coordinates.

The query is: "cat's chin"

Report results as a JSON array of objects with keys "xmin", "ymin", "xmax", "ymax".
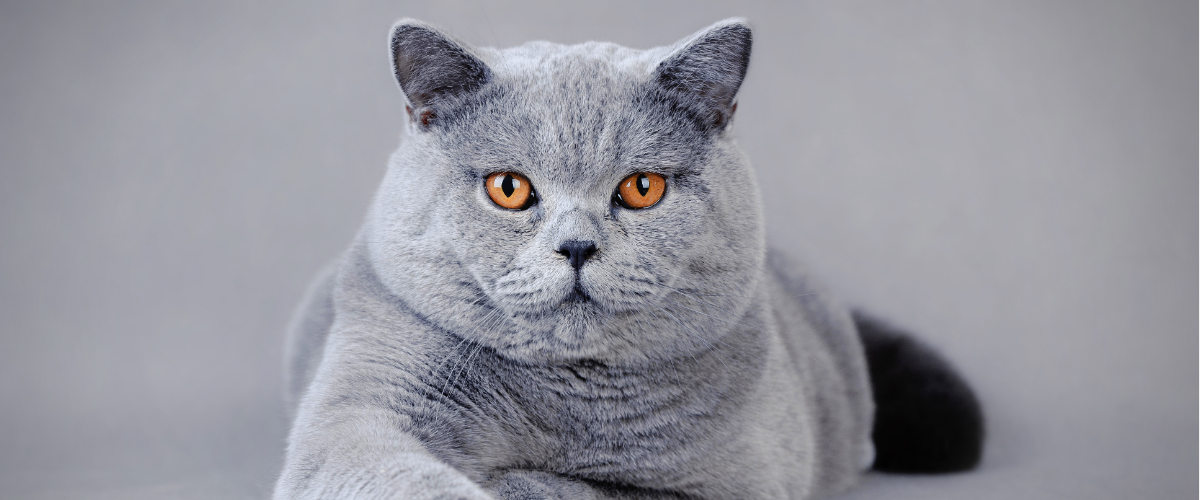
[{"xmin": 482, "ymin": 289, "xmax": 710, "ymax": 366}]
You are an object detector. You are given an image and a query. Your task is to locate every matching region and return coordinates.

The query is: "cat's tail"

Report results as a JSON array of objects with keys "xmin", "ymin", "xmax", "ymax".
[{"xmin": 853, "ymin": 311, "xmax": 984, "ymax": 473}]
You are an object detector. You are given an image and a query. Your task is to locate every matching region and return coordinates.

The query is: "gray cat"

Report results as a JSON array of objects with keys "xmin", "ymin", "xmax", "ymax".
[{"xmin": 275, "ymin": 18, "xmax": 982, "ymax": 500}]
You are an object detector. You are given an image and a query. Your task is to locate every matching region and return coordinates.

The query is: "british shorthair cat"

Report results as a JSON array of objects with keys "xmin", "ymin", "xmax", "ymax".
[{"xmin": 276, "ymin": 18, "xmax": 982, "ymax": 500}]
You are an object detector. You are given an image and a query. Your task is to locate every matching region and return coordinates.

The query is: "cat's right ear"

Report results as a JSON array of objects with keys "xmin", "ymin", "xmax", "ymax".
[{"xmin": 389, "ymin": 19, "xmax": 491, "ymax": 128}]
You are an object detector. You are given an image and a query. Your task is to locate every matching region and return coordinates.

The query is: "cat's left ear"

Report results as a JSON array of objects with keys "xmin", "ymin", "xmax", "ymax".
[
  {"xmin": 655, "ymin": 18, "xmax": 752, "ymax": 132},
  {"xmin": 390, "ymin": 19, "xmax": 491, "ymax": 128}
]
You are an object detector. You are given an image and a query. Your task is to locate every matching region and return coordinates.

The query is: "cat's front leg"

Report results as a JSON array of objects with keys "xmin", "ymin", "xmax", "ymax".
[
  {"xmin": 275, "ymin": 410, "xmax": 495, "ymax": 500},
  {"xmin": 486, "ymin": 471, "xmax": 682, "ymax": 500},
  {"xmin": 485, "ymin": 471, "xmax": 600, "ymax": 500}
]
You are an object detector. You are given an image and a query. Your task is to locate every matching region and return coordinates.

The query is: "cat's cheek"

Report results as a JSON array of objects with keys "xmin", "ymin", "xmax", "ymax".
[
  {"xmin": 578, "ymin": 266, "xmax": 658, "ymax": 311},
  {"xmin": 622, "ymin": 213, "xmax": 703, "ymax": 259},
  {"xmin": 450, "ymin": 198, "xmax": 537, "ymax": 256},
  {"xmin": 481, "ymin": 250, "xmax": 575, "ymax": 315}
]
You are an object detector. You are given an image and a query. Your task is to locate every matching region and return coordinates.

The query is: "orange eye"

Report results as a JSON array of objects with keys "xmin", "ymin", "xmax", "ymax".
[
  {"xmin": 615, "ymin": 172, "xmax": 666, "ymax": 209},
  {"xmin": 485, "ymin": 172, "xmax": 535, "ymax": 210}
]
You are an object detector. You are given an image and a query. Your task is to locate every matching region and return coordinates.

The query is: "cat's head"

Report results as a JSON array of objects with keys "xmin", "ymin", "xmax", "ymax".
[{"xmin": 365, "ymin": 18, "xmax": 765, "ymax": 365}]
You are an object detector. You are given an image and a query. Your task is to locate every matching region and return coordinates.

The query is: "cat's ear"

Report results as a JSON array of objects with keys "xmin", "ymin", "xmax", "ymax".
[
  {"xmin": 389, "ymin": 19, "xmax": 491, "ymax": 128},
  {"xmin": 654, "ymin": 18, "xmax": 752, "ymax": 132}
]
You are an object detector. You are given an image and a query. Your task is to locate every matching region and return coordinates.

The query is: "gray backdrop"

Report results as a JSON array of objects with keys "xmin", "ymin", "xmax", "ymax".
[{"xmin": 0, "ymin": 1, "xmax": 1194, "ymax": 498}]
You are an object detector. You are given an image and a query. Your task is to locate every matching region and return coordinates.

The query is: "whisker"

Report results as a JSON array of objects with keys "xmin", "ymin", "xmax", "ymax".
[
  {"xmin": 659, "ymin": 292, "xmax": 762, "ymax": 333},
  {"xmin": 666, "ymin": 269, "xmax": 824, "ymax": 303},
  {"xmin": 650, "ymin": 302, "xmax": 736, "ymax": 372},
  {"xmin": 446, "ymin": 341, "xmax": 487, "ymax": 399},
  {"xmin": 434, "ymin": 304, "xmax": 503, "ymax": 402}
]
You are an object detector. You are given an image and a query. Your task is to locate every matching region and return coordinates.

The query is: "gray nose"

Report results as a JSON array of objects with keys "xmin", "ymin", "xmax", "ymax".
[{"xmin": 557, "ymin": 240, "xmax": 597, "ymax": 271}]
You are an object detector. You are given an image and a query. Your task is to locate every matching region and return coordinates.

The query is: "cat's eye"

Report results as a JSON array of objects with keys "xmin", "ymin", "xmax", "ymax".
[
  {"xmin": 485, "ymin": 172, "xmax": 535, "ymax": 210},
  {"xmin": 615, "ymin": 172, "xmax": 666, "ymax": 209}
]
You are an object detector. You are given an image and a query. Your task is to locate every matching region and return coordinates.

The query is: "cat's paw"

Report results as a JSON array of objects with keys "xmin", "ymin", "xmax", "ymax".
[
  {"xmin": 486, "ymin": 470, "xmax": 601, "ymax": 500},
  {"xmin": 379, "ymin": 458, "xmax": 496, "ymax": 500}
]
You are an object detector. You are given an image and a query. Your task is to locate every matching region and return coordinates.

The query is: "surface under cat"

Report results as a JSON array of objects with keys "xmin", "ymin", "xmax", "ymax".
[{"xmin": 275, "ymin": 17, "xmax": 983, "ymax": 500}]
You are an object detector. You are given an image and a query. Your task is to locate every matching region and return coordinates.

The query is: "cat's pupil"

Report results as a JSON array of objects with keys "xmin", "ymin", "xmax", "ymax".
[
  {"xmin": 637, "ymin": 174, "xmax": 649, "ymax": 196},
  {"xmin": 501, "ymin": 175, "xmax": 516, "ymax": 197}
]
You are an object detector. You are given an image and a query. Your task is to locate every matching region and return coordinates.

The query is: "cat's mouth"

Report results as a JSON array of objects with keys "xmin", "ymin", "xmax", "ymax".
[{"xmin": 562, "ymin": 284, "xmax": 592, "ymax": 304}]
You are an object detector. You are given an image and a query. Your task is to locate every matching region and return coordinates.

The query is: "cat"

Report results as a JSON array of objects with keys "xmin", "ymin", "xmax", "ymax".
[{"xmin": 275, "ymin": 18, "xmax": 983, "ymax": 500}]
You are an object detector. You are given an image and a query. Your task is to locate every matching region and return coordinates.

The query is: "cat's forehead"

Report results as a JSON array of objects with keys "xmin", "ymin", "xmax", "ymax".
[
  {"xmin": 437, "ymin": 41, "xmax": 705, "ymax": 187},
  {"xmin": 484, "ymin": 41, "xmax": 667, "ymax": 82}
]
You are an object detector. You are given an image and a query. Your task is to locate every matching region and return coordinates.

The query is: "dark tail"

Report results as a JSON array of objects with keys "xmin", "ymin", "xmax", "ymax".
[{"xmin": 853, "ymin": 311, "xmax": 985, "ymax": 473}]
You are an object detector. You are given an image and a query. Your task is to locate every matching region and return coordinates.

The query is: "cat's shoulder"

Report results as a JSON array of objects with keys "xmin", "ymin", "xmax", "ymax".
[{"xmin": 763, "ymin": 247, "xmax": 861, "ymax": 352}]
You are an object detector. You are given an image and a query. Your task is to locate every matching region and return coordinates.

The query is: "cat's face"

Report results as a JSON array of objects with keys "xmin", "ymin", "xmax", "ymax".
[{"xmin": 366, "ymin": 20, "xmax": 764, "ymax": 365}]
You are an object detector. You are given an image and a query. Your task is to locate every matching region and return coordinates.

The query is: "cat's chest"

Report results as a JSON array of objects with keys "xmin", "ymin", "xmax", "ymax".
[{"xmin": 479, "ymin": 338, "xmax": 771, "ymax": 489}]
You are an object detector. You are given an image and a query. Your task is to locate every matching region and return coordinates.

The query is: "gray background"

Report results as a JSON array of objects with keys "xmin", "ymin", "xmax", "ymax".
[{"xmin": 0, "ymin": 1, "xmax": 1194, "ymax": 498}]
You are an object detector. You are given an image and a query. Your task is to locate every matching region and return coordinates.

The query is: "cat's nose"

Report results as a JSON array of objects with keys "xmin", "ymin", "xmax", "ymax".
[{"xmin": 557, "ymin": 240, "xmax": 597, "ymax": 271}]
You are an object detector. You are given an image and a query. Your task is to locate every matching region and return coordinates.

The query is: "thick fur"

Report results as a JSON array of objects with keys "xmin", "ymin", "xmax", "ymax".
[{"xmin": 276, "ymin": 18, "xmax": 974, "ymax": 500}]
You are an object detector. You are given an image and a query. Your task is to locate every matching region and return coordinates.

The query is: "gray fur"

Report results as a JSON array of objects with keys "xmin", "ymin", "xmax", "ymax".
[{"xmin": 276, "ymin": 18, "xmax": 874, "ymax": 499}]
